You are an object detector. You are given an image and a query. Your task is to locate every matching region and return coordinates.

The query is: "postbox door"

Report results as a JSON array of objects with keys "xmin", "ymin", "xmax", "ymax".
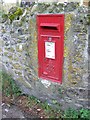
[
  {"xmin": 38, "ymin": 35, "xmax": 63, "ymax": 83},
  {"xmin": 37, "ymin": 14, "xmax": 64, "ymax": 83}
]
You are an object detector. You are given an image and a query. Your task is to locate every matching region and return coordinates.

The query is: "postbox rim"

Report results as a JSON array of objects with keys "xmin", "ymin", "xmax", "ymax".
[{"xmin": 37, "ymin": 14, "xmax": 64, "ymax": 17}]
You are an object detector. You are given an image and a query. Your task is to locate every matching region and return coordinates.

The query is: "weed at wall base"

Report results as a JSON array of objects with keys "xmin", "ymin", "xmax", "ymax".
[{"xmin": 2, "ymin": 71, "xmax": 22, "ymax": 98}]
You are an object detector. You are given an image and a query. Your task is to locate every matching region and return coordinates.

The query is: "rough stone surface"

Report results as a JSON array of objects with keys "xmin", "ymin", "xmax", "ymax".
[
  {"xmin": 2, "ymin": 103, "xmax": 25, "ymax": 118},
  {"xmin": 0, "ymin": 2, "xmax": 89, "ymax": 110}
]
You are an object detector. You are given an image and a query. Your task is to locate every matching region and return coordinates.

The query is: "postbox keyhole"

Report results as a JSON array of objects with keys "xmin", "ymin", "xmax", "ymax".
[{"xmin": 48, "ymin": 37, "xmax": 52, "ymax": 41}]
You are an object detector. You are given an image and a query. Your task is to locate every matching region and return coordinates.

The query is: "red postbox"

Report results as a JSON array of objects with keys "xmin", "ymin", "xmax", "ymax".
[{"xmin": 37, "ymin": 14, "xmax": 64, "ymax": 83}]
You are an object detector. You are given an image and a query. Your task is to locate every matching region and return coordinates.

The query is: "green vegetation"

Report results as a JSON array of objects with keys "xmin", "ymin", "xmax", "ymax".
[
  {"xmin": 1, "ymin": 7, "xmax": 23, "ymax": 23},
  {"xmin": 27, "ymin": 96, "xmax": 62, "ymax": 118},
  {"xmin": 63, "ymin": 108, "xmax": 79, "ymax": 118},
  {"xmin": 80, "ymin": 108, "xmax": 90, "ymax": 119},
  {"xmin": 87, "ymin": 14, "xmax": 90, "ymax": 25},
  {"xmin": 2, "ymin": 71, "xmax": 22, "ymax": 98},
  {"xmin": 63, "ymin": 108, "xmax": 90, "ymax": 119},
  {"xmin": 8, "ymin": 7, "xmax": 23, "ymax": 22},
  {"xmin": 1, "ymin": 71, "xmax": 90, "ymax": 119},
  {"xmin": 2, "ymin": 14, "xmax": 8, "ymax": 19},
  {"xmin": 27, "ymin": 95, "xmax": 90, "ymax": 119}
]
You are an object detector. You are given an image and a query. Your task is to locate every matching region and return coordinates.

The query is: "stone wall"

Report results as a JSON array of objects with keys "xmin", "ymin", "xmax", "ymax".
[
  {"xmin": 0, "ymin": 3, "xmax": 17, "ymax": 13},
  {"xmin": 0, "ymin": 2, "xmax": 89, "ymax": 110}
]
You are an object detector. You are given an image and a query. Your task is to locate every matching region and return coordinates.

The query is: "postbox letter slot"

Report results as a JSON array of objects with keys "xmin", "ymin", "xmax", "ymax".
[{"xmin": 40, "ymin": 23, "xmax": 60, "ymax": 31}]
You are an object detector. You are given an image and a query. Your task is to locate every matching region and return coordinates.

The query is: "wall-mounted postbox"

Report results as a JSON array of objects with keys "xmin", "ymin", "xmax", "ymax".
[{"xmin": 37, "ymin": 14, "xmax": 64, "ymax": 83}]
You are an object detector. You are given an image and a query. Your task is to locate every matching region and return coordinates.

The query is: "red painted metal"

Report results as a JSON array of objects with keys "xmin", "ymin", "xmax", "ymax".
[{"xmin": 37, "ymin": 14, "xmax": 64, "ymax": 83}]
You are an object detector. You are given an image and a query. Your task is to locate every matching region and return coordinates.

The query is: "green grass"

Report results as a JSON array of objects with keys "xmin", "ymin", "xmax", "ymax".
[
  {"xmin": 63, "ymin": 108, "xmax": 90, "ymax": 119},
  {"xmin": 2, "ymin": 71, "xmax": 22, "ymax": 98},
  {"xmin": 27, "ymin": 96, "xmax": 62, "ymax": 118},
  {"xmin": 80, "ymin": 108, "xmax": 90, "ymax": 119},
  {"xmin": 27, "ymin": 96, "xmax": 90, "ymax": 119}
]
